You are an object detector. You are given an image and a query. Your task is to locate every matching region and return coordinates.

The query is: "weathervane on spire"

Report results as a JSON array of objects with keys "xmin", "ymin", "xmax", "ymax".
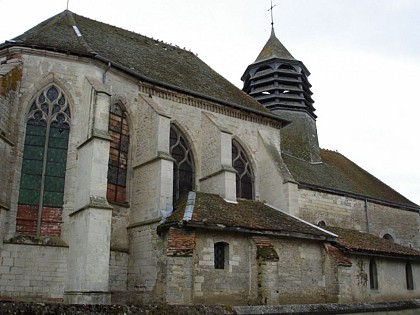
[{"xmin": 268, "ymin": 0, "xmax": 276, "ymax": 27}]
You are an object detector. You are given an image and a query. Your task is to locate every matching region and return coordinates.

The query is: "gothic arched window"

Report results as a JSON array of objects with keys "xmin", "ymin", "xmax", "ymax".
[
  {"xmin": 369, "ymin": 258, "xmax": 378, "ymax": 290},
  {"xmin": 107, "ymin": 102, "xmax": 129, "ymax": 204},
  {"xmin": 170, "ymin": 125, "xmax": 194, "ymax": 201},
  {"xmin": 232, "ymin": 140, "xmax": 254, "ymax": 199},
  {"xmin": 17, "ymin": 85, "xmax": 71, "ymax": 237}
]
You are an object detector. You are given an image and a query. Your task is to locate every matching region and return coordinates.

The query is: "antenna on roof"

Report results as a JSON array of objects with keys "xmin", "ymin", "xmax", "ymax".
[{"xmin": 268, "ymin": 0, "xmax": 276, "ymax": 28}]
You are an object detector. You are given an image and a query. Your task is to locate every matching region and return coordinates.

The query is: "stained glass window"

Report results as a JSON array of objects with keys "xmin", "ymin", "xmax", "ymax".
[
  {"xmin": 170, "ymin": 125, "xmax": 194, "ymax": 201},
  {"xmin": 232, "ymin": 140, "xmax": 254, "ymax": 199},
  {"xmin": 17, "ymin": 85, "xmax": 71, "ymax": 237},
  {"xmin": 107, "ymin": 103, "xmax": 129, "ymax": 204}
]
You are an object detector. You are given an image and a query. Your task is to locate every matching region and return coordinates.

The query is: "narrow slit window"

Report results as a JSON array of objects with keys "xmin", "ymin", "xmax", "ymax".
[
  {"xmin": 369, "ymin": 258, "xmax": 378, "ymax": 290},
  {"xmin": 406, "ymin": 262, "xmax": 414, "ymax": 290}
]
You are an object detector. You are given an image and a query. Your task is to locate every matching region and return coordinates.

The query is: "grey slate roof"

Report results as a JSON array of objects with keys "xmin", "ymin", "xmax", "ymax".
[
  {"xmin": 255, "ymin": 27, "xmax": 295, "ymax": 62},
  {"xmin": 283, "ymin": 149, "xmax": 419, "ymax": 210},
  {"xmin": 0, "ymin": 10, "xmax": 273, "ymax": 115}
]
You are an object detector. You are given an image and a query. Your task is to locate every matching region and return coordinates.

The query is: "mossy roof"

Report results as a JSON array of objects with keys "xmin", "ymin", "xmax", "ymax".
[
  {"xmin": 282, "ymin": 149, "xmax": 419, "ymax": 209},
  {"xmin": 1, "ymin": 10, "xmax": 272, "ymax": 115},
  {"xmin": 325, "ymin": 226, "xmax": 420, "ymax": 259},
  {"xmin": 255, "ymin": 28, "xmax": 295, "ymax": 62},
  {"xmin": 166, "ymin": 192, "xmax": 335, "ymax": 240}
]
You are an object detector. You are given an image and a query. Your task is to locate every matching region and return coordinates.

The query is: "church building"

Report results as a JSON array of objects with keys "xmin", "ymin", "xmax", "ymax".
[{"xmin": 0, "ymin": 10, "xmax": 419, "ymax": 307}]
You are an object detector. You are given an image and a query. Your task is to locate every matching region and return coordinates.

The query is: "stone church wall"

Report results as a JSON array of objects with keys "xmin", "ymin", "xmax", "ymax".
[
  {"xmin": 340, "ymin": 256, "xmax": 420, "ymax": 302},
  {"xmin": 271, "ymin": 237, "xmax": 327, "ymax": 304},
  {"xmin": 182, "ymin": 231, "xmax": 328, "ymax": 306},
  {"xmin": 0, "ymin": 243, "xmax": 67, "ymax": 301},
  {"xmin": 192, "ymin": 231, "xmax": 256, "ymax": 305},
  {"xmin": 297, "ymin": 189, "xmax": 419, "ymax": 248},
  {"xmin": 109, "ymin": 250, "xmax": 128, "ymax": 292}
]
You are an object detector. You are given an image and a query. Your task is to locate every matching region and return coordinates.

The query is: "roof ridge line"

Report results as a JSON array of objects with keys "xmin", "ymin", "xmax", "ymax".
[
  {"xmin": 15, "ymin": 10, "xmax": 68, "ymax": 42},
  {"xmin": 183, "ymin": 191, "xmax": 196, "ymax": 221},
  {"xmin": 264, "ymin": 203, "xmax": 338, "ymax": 239},
  {"xmin": 66, "ymin": 11, "xmax": 96, "ymax": 54}
]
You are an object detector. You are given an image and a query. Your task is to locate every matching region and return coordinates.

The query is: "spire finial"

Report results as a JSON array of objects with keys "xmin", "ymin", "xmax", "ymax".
[
  {"xmin": 268, "ymin": 0, "xmax": 276, "ymax": 28},
  {"xmin": 66, "ymin": 0, "xmax": 70, "ymax": 10}
]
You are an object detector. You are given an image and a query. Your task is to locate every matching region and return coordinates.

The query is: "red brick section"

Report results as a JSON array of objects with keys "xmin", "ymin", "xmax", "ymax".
[
  {"xmin": 167, "ymin": 227, "xmax": 196, "ymax": 257},
  {"xmin": 324, "ymin": 244, "xmax": 352, "ymax": 267},
  {"xmin": 16, "ymin": 205, "xmax": 62, "ymax": 237},
  {"xmin": 252, "ymin": 236, "xmax": 279, "ymax": 262},
  {"xmin": 107, "ymin": 183, "xmax": 126, "ymax": 204}
]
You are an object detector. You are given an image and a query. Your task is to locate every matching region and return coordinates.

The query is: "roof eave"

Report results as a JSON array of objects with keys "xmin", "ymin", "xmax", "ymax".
[
  {"xmin": 336, "ymin": 245, "xmax": 420, "ymax": 261},
  {"xmin": 0, "ymin": 43, "xmax": 290, "ymax": 127},
  {"xmin": 298, "ymin": 182, "xmax": 420, "ymax": 212},
  {"xmin": 182, "ymin": 221, "xmax": 336, "ymax": 242},
  {"xmin": 94, "ymin": 54, "xmax": 291, "ymax": 127}
]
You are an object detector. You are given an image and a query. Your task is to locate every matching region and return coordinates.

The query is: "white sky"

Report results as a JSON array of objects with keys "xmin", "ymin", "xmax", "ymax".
[{"xmin": 1, "ymin": 0, "xmax": 419, "ymax": 206}]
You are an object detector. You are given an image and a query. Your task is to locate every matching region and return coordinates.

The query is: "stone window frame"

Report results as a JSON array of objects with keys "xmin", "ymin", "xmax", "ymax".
[
  {"xmin": 214, "ymin": 241, "xmax": 229, "ymax": 270},
  {"xmin": 107, "ymin": 101, "xmax": 130, "ymax": 204},
  {"xmin": 17, "ymin": 84, "xmax": 71, "ymax": 237},
  {"xmin": 369, "ymin": 258, "xmax": 378, "ymax": 290},
  {"xmin": 232, "ymin": 139, "xmax": 254, "ymax": 200}
]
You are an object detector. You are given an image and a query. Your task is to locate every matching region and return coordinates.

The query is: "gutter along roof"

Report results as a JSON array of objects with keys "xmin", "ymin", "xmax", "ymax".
[{"xmin": 0, "ymin": 10, "xmax": 288, "ymax": 126}]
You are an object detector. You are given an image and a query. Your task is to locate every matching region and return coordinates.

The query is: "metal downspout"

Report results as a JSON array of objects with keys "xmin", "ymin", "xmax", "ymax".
[{"xmin": 365, "ymin": 199, "xmax": 370, "ymax": 233}]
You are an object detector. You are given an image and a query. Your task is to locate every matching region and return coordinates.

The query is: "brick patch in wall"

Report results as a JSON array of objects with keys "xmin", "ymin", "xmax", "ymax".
[
  {"xmin": 167, "ymin": 227, "xmax": 195, "ymax": 257},
  {"xmin": 16, "ymin": 205, "xmax": 62, "ymax": 236}
]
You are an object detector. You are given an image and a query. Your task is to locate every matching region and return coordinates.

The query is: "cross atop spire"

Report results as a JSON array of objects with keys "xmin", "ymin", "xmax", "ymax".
[{"xmin": 268, "ymin": 0, "xmax": 276, "ymax": 27}]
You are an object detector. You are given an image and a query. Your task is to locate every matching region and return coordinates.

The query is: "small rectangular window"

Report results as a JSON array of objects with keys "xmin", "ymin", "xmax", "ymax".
[{"xmin": 214, "ymin": 242, "xmax": 227, "ymax": 269}]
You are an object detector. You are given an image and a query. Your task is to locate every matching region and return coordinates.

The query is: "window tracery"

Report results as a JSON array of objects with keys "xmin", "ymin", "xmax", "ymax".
[
  {"xmin": 232, "ymin": 140, "xmax": 254, "ymax": 199},
  {"xmin": 107, "ymin": 102, "xmax": 129, "ymax": 204},
  {"xmin": 170, "ymin": 125, "xmax": 194, "ymax": 201},
  {"xmin": 17, "ymin": 85, "xmax": 71, "ymax": 237}
]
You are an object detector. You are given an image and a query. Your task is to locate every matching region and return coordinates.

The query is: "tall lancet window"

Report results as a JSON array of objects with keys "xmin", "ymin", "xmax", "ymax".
[
  {"xmin": 107, "ymin": 102, "xmax": 129, "ymax": 204},
  {"xmin": 17, "ymin": 85, "xmax": 71, "ymax": 237},
  {"xmin": 232, "ymin": 140, "xmax": 254, "ymax": 199},
  {"xmin": 170, "ymin": 125, "xmax": 194, "ymax": 201}
]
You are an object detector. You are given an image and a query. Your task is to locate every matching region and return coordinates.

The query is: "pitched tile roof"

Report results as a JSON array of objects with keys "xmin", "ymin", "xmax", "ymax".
[
  {"xmin": 282, "ymin": 149, "xmax": 419, "ymax": 210},
  {"xmin": 325, "ymin": 226, "xmax": 420, "ymax": 259},
  {"xmin": 0, "ymin": 10, "xmax": 279, "ymax": 117},
  {"xmin": 164, "ymin": 192, "xmax": 336, "ymax": 241}
]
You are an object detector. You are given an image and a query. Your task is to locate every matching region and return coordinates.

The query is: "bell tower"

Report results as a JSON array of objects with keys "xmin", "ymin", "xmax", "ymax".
[{"xmin": 241, "ymin": 26, "xmax": 321, "ymax": 163}]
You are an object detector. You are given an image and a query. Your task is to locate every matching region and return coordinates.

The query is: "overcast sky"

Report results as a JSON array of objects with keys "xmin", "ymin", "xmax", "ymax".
[{"xmin": 1, "ymin": 0, "xmax": 419, "ymax": 205}]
